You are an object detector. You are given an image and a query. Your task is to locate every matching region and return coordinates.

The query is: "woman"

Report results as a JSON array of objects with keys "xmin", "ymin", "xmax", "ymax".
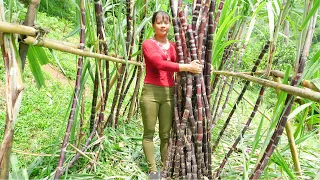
[{"xmin": 140, "ymin": 10, "xmax": 202, "ymax": 178}]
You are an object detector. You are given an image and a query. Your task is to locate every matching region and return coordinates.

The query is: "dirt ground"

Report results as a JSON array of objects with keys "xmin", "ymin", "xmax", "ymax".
[{"xmin": 42, "ymin": 64, "xmax": 69, "ymax": 85}]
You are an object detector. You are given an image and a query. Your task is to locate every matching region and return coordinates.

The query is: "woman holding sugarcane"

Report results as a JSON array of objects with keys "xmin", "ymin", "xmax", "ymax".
[{"xmin": 140, "ymin": 10, "xmax": 202, "ymax": 179}]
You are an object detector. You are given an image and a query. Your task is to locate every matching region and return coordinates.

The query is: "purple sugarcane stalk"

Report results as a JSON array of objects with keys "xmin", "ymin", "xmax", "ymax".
[
  {"xmin": 212, "ymin": 42, "xmax": 270, "ymax": 152},
  {"xmin": 216, "ymin": 86, "xmax": 266, "ymax": 178},
  {"xmin": 54, "ymin": 0, "xmax": 86, "ymax": 179}
]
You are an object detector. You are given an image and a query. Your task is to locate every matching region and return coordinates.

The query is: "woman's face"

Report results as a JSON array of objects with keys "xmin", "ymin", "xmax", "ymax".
[{"xmin": 152, "ymin": 15, "xmax": 170, "ymax": 38}]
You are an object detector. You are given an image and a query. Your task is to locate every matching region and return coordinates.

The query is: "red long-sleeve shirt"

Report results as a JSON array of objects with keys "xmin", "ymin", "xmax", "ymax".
[{"xmin": 142, "ymin": 39, "xmax": 179, "ymax": 87}]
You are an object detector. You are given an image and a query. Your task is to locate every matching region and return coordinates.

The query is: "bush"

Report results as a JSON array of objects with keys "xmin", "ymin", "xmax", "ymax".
[{"xmin": 18, "ymin": 0, "xmax": 77, "ymax": 23}]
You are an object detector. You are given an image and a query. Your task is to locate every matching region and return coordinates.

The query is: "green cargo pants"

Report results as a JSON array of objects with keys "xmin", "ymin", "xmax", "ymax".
[{"xmin": 139, "ymin": 84, "xmax": 174, "ymax": 172}]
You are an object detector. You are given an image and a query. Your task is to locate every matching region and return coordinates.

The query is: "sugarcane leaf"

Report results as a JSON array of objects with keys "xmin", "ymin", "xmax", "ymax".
[
  {"xmin": 84, "ymin": 60, "xmax": 94, "ymax": 82},
  {"xmin": 10, "ymin": 155, "xmax": 20, "ymax": 179},
  {"xmin": 70, "ymin": 0, "xmax": 80, "ymax": 11},
  {"xmin": 253, "ymin": 1, "xmax": 267, "ymax": 17},
  {"xmin": 9, "ymin": 155, "xmax": 28, "ymax": 180},
  {"xmin": 103, "ymin": 3, "xmax": 119, "ymax": 12},
  {"xmin": 270, "ymin": 151, "xmax": 295, "ymax": 179},
  {"xmin": 250, "ymin": 115, "xmax": 265, "ymax": 158},
  {"xmin": 8, "ymin": 0, "xmax": 14, "ymax": 22},
  {"xmin": 266, "ymin": 1, "xmax": 274, "ymax": 40},
  {"xmin": 131, "ymin": 50, "xmax": 141, "ymax": 58},
  {"xmin": 310, "ymin": 78, "xmax": 320, "ymax": 91},
  {"xmin": 287, "ymin": 102, "xmax": 312, "ymax": 121},
  {"xmin": 32, "ymin": 46, "xmax": 50, "ymax": 65},
  {"xmin": 134, "ymin": 15, "xmax": 152, "ymax": 37},
  {"xmin": 300, "ymin": 0, "xmax": 320, "ymax": 30},
  {"xmin": 258, "ymin": 65, "xmax": 291, "ymax": 164},
  {"xmin": 27, "ymin": 46, "xmax": 46, "ymax": 88},
  {"xmin": 307, "ymin": 114, "xmax": 320, "ymax": 125},
  {"xmin": 282, "ymin": 128, "xmax": 320, "ymax": 152},
  {"xmin": 273, "ymin": 0, "xmax": 281, "ymax": 15},
  {"xmin": 303, "ymin": 50, "xmax": 320, "ymax": 79},
  {"xmin": 27, "ymin": 156, "xmax": 43, "ymax": 176},
  {"xmin": 213, "ymin": 40, "xmax": 240, "ymax": 63},
  {"xmin": 64, "ymin": 25, "xmax": 80, "ymax": 39},
  {"xmin": 48, "ymin": 49, "xmax": 67, "ymax": 76}
]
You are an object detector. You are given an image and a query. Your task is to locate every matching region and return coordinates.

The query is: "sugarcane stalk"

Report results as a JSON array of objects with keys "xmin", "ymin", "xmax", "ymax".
[
  {"xmin": 212, "ymin": 42, "xmax": 269, "ymax": 152},
  {"xmin": 251, "ymin": 56, "xmax": 306, "ymax": 179},
  {"xmin": 90, "ymin": 68, "xmax": 99, "ymax": 131},
  {"xmin": 19, "ymin": 0, "xmax": 40, "ymax": 70},
  {"xmin": 210, "ymin": 41, "xmax": 235, "ymax": 124},
  {"xmin": 113, "ymin": 0, "xmax": 134, "ymax": 129},
  {"xmin": 204, "ymin": 0, "xmax": 215, "ymax": 98},
  {"xmin": 265, "ymin": 0, "xmax": 293, "ymax": 76},
  {"xmin": 58, "ymin": 111, "xmax": 101, "ymax": 175},
  {"xmin": 127, "ymin": 31, "xmax": 145, "ymax": 122},
  {"xmin": 251, "ymin": 2, "xmax": 314, "ymax": 176},
  {"xmin": 192, "ymin": 0, "xmax": 201, "ymax": 32},
  {"xmin": 97, "ymin": 61, "xmax": 106, "ymax": 135},
  {"xmin": 0, "ymin": 4, "xmax": 24, "ymax": 177},
  {"xmin": 105, "ymin": 65, "xmax": 125, "ymax": 127},
  {"xmin": 54, "ymin": 1, "xmax": 86, "ymax": 178},
  {"xmin": 196, "ymin": 1, "xmax": 211, "ymax": 176},
  {"xmin": 216, "ymin": 1, "xmax": 261, "ymax": 121},
  {"xmin": 273, "ymin": 76, "xmax": 302, "ymax": 177},
  {"xmin": 187, "ymin": 24, "xmax": 205, "ymax": 177},
  {"xmin": 216, "ymin": 86, "xmax": 266, "ymax": 178},
  {"xmin": 77, "ymin": 90, "xmax": 85, "ymax": 148},
  {"xmin": 0, "ymin": 21, "xmax": 38, "ymax": 36},
  {"xmin": 127, "ymin": 0, "xmax": 146, "ymax": 122},
  {"xmin": 229, "ymin": 81, "xmax": 271, "ymax": 121},
  {"xmin": 94, "ymin": 0, "xmax": 109, "ymax": 135}
]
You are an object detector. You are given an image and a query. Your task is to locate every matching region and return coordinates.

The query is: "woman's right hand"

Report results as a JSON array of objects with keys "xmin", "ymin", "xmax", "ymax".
[{"xmin": 188, "ymin": 60, "xmax": 203, "ymax": 74}]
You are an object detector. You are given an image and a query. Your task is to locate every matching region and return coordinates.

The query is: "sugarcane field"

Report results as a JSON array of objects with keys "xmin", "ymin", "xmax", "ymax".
[{"xmin": 0, "ymin": 0, "xmax": 320, "ymax": 179}]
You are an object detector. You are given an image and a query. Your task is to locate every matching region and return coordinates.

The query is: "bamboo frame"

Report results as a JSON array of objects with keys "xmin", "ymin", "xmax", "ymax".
[
  {"xmin": 212, "ymin": 70, "xmax": 320, "ymax": 102},
  {"xmin": 0, "ymin": 22, "xmax": 142, "ymax": 66},
  {"xmin": 0, "ymin": 21, "xmax": 37, "ymax": 36},
  {"xmin": 22, "ymin": 36, "xmax": 142, "ymax": 66},
  {"xmin": 242, "ymin": 70, "xmax": 319, "ymax": 92}
]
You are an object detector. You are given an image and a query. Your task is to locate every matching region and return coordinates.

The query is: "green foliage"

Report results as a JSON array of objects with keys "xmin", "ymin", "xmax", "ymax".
[{"xmin": 18, "ymin": 0, "xmax": 77, "ymax": 23}]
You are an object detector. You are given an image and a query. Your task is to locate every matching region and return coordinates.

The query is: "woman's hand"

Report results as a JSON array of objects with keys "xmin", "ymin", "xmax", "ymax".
[
  {"xmin": 189, "ymin": 60, "xmax": 203, "ymax": 74},
  {"xmin": 178, "ymin": 60, "xmax": 203, "ymax": 74}
]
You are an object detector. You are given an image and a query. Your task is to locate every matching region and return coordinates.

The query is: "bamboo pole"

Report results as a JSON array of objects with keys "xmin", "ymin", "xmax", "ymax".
[
  {"xmin": 1, "ymin": 23, "xmax": 91, "ymax": 51},
  {"xmin": 242, "ymin": 70, "xmax": 319, "ymax": 92},
  {"xmin": 0, "ymin": 21, "xmax": 37, "ymax": 36},
  {"xmin": 212, "ymin": 70, "xmax": 320, "ymax": 103},
  {"xmin": 22, "ymin": 36, "xmax": 142, "ymax": 66},
  {"xmin": 0, "ymin": 22, "xmax": 92, "ymax": 51}
]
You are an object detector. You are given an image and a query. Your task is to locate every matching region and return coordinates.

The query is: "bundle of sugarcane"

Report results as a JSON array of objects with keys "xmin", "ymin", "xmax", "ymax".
[{"xmin": 163, "ymin": 0, "xmax": 219, "ymax": 179}]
